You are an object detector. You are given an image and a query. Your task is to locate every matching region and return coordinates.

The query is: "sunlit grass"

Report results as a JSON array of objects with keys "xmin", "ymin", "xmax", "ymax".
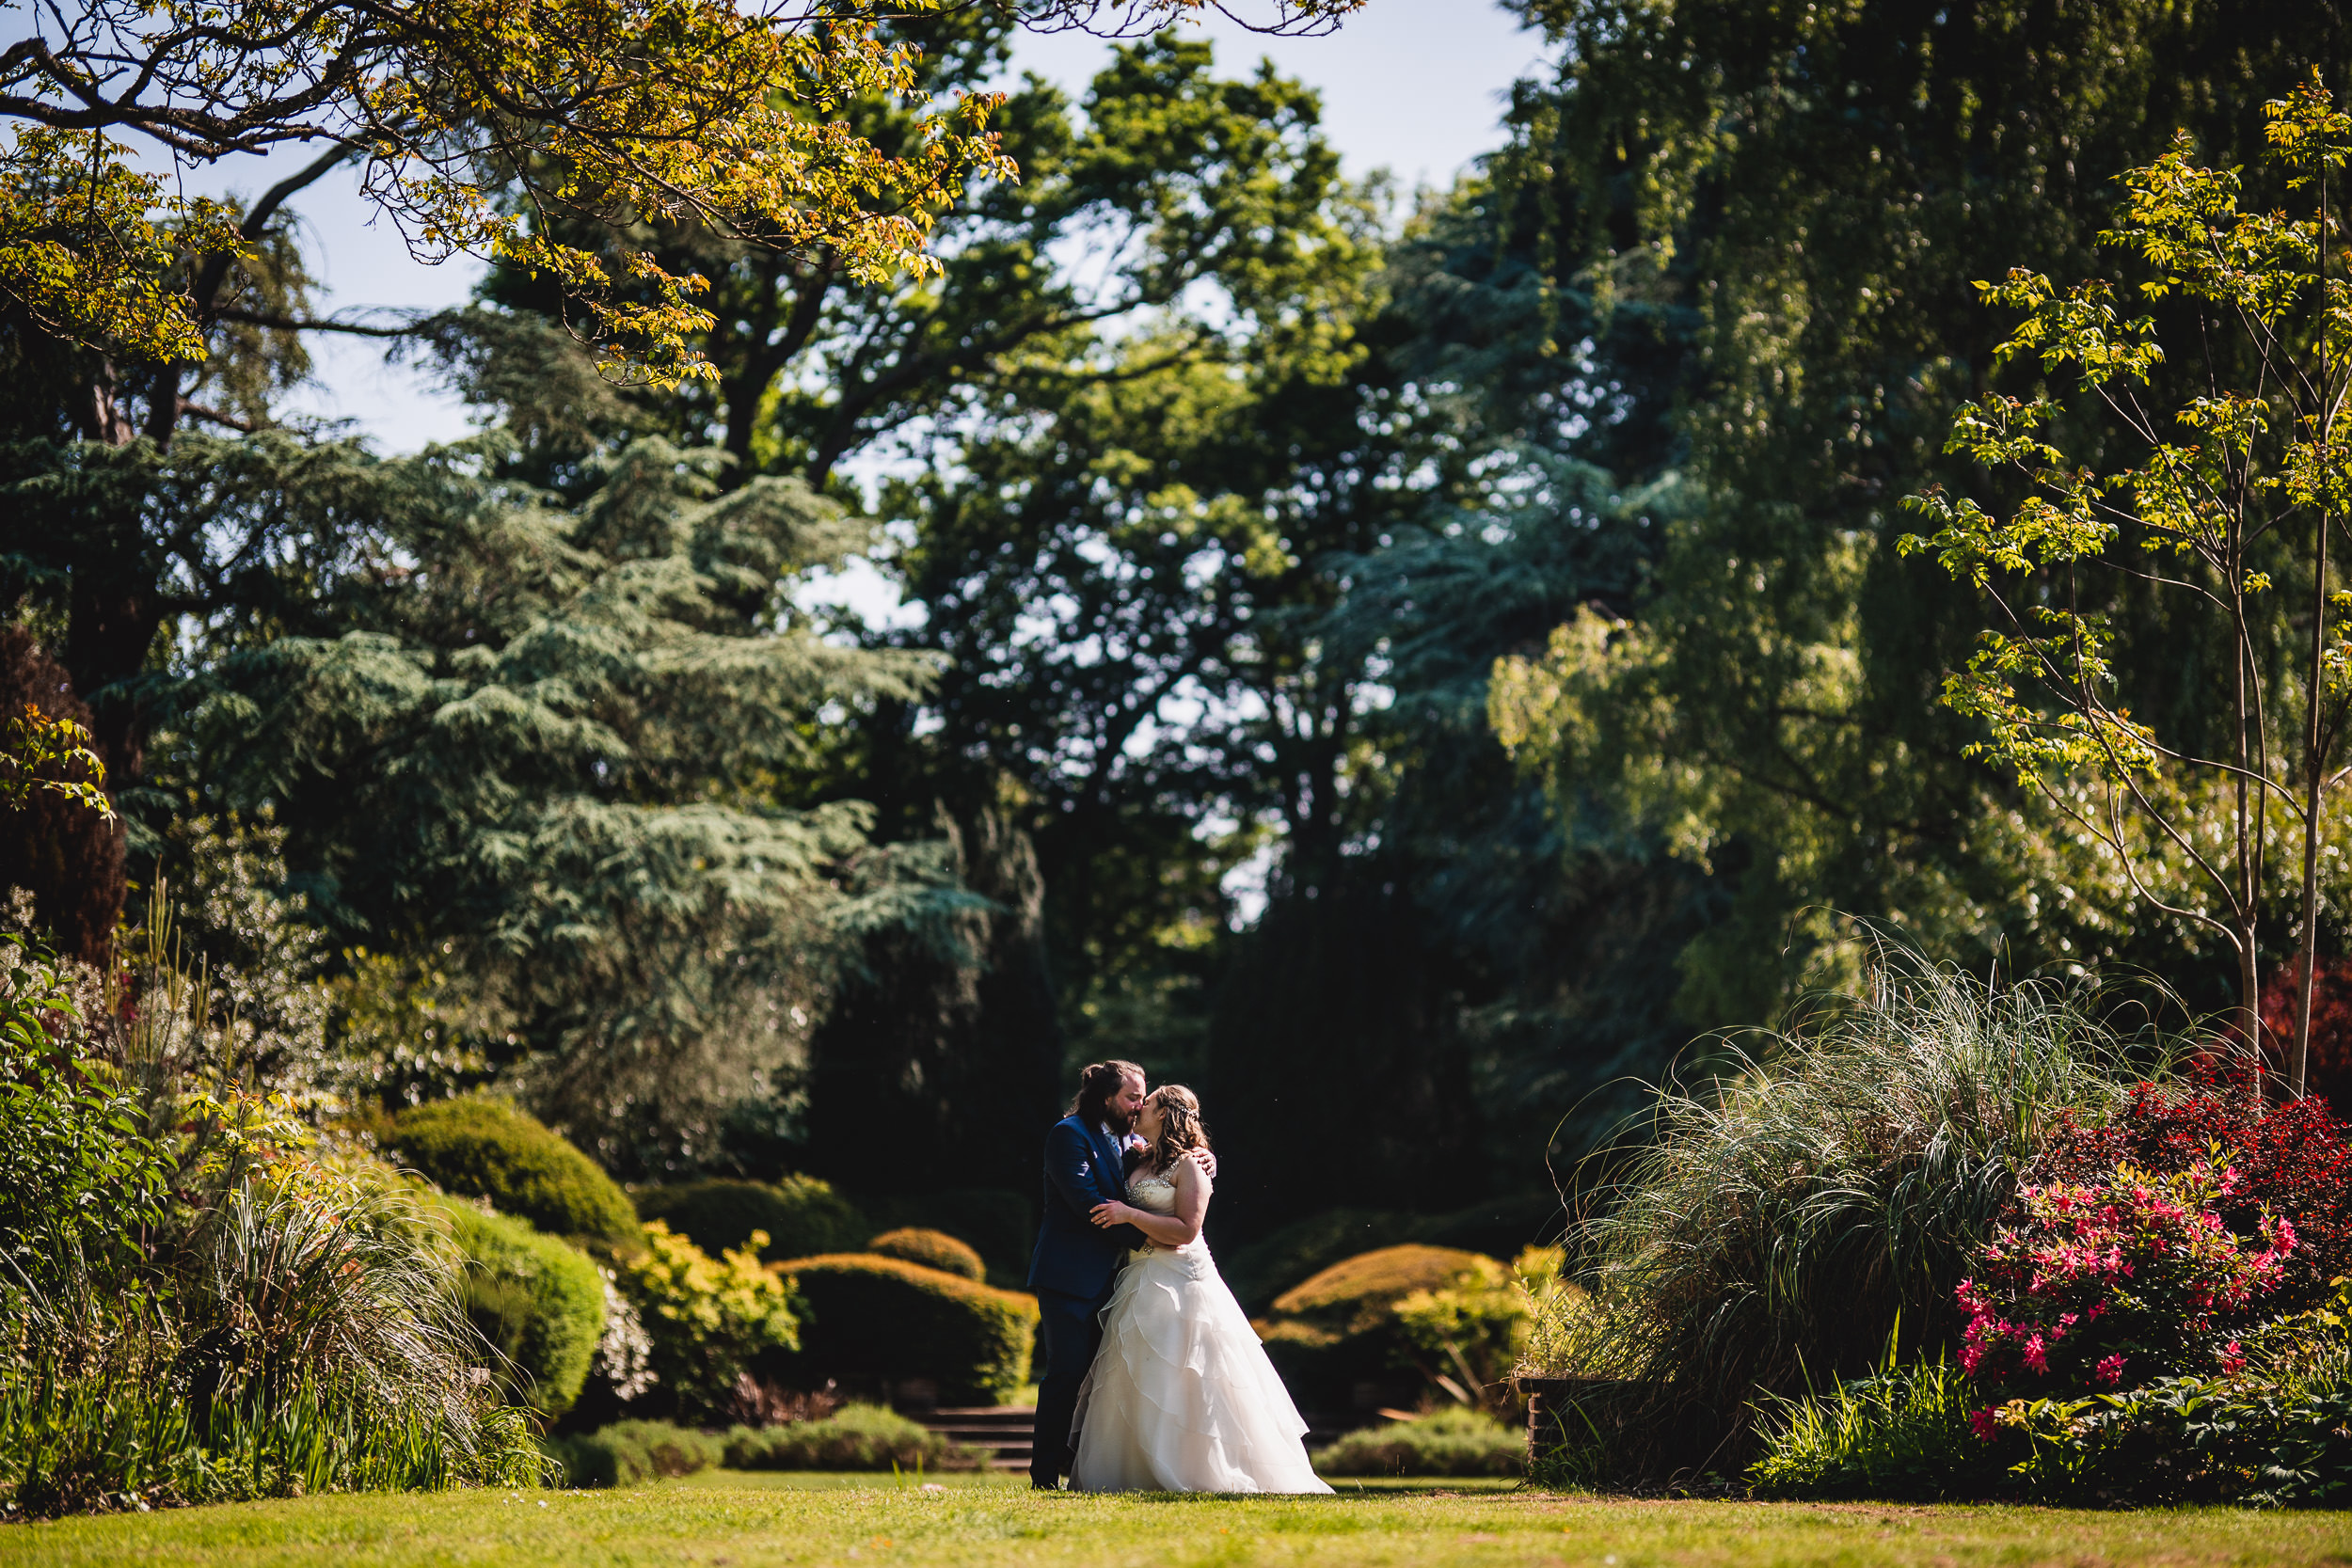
[{"xmin": 3, "ymin": 1473, "xmax": 2350, "ymax": 1567}]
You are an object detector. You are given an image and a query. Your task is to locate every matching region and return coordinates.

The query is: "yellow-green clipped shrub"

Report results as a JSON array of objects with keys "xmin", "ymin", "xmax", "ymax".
[
  {"xmin": 777, "ymin": 1253, "xmax": 1038, "ymax": 1405},
  {"xmin": 634, "ymin": 1176, "xmax": 866, "ymax": 1263},
  {"xmin": 443, "ymin": 1202, "xmax": 605, "ymax": 1418},
  {"xmin": 1257, "ymin": 1245, "xmax": 1512, "ymax": 1407},
  {"xmin": 866, "ymin": 1227, "xmax": 984, "ymax": 1281},
  {"xmin": 389, "ymin": 1097, "xmax": 637, "ymax": 1249},
  {"xmin": 619, "ymin": 1221, "xmax": 803, "ymax": 1422}
]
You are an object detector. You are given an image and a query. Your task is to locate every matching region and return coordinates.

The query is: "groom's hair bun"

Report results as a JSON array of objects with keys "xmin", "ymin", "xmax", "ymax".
[{"xmin": 1071, "ymin": 1059, "xmax": 1145, "ymax": 1123}]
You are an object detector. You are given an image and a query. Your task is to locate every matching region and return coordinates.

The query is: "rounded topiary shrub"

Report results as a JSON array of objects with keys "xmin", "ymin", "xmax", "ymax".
[
  {"xmin": 389, "ymin": 1097, "xmax": 638, "ymax": 1249},
  {"xmin": 444, "ymin": 1201, "xmax": 607, "ymax": 1418},
  {"xmin": 866, "ymin": 1227, "xmax": 984, "ymax": 1281},
  {"xmin": 635, "ymin": 1176, "xmax": 867, "ymax": 1264},
  {"xmin": 858, "ymin": 1189, "xmax": 1036, "ymax": 1278},
  {"xmin": 1255, "ymin": 1244, "xmax": 1510, "ymax": 1408},
  {"xmin": 775, "ymin": 1253, "xmax": 1038, "ymax": 1405}
]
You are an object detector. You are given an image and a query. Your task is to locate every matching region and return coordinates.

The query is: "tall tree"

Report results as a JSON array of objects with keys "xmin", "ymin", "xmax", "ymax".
[{"xmin": 1484, "ymin": 0, "xmax": 2352, "ymax": 1029}]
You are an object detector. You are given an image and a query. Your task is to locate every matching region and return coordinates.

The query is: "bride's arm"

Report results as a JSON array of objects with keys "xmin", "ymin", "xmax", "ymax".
[{"xmin": 1088, "ymin": 1153, "xmax": 1212, "ymax": 1247}]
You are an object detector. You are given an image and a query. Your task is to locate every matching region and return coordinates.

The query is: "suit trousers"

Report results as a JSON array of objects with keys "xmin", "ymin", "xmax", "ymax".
[{"xmin": 1029, "ymin": 1275, "xmax": 1117, "ymax": 1486}]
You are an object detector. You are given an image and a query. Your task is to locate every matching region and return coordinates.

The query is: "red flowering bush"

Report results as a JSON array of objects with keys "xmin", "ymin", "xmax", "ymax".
[
  {"xmin": 1956, "ymin": 1161, "xmax": 2296, "ymax": 1396},
  {"xmin": 2034, "ymin": 1080, "xmax": 2352, "ymax": 1304}
]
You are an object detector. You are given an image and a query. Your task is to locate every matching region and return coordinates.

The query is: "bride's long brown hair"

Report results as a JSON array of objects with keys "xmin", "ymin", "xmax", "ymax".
[{"xmin": 1142, "ymin": 1085, "xmax": 1210, "ymax": 1175}]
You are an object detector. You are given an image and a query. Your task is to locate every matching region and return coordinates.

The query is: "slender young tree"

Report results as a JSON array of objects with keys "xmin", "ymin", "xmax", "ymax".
[{"xmin": 1900, "ymin": 77, "xmax": 2352, "ymax": 1095}]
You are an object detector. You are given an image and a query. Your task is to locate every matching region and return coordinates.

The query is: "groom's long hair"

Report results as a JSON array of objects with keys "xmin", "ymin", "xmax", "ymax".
[{"xmin": 1071, "ymin": 1059, "xmax": 1146, "ymax": 1130}]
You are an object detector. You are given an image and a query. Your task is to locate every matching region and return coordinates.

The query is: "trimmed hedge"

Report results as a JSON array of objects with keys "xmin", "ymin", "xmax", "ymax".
[
  {"xmin": 859, "ymin": 1189, "xmax": 1036, "ymax": 1279},
  {"xmin": 540, "ymin": 1420, "xmax": 723, "ymax": 1487},
  {"xmin": 1256, "ymin": 1244, "xmax": 1511, "ymax": 1408},
  {"xmin": 1314, "ymin": 1407, "xmax": 1525, "ymax": 1478},
  {"xmin": 867, "ymin": 1227, "xmax": 984, "ymax": 1281},
  {"xmin": 635, "ymin": 1176, "xmax": 867, "ymax": 1263},
  {"xmin": 1271, "ymin": 1244, "xmax": 1510, "ymax": 1329},
  {"xmin": 722, "ymin": 1404, "xmax": 977, "ymax": 1470},
  {"xmin": 1223, "ymin": 1209, "xmax": 1422, "ymax": 1313},
  {"xmin": 776, "ymin": 1253, "xmax": 1038, "ymax": 1404},
  {"xmin": 444, "ymin": 1201, "xmax": 606, "ymax": 1418},
  {"xmin": 389, "ymin": 1097, "xmax": 637, "ymax": 1249},
  {"xmin": 1223, "ymin": 1196, "xmax": 1565, "ymax": 1313}
]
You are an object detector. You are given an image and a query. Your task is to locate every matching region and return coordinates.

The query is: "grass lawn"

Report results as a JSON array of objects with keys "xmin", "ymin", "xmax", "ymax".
[{"xmin": 5, "ymin": 1473, "xmax": 2351, "ymax": 1567}]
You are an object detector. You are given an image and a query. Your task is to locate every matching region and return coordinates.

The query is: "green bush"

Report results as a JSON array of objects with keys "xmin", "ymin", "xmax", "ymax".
[
  {"xmin": 1221, "ymin": 1196, "xmax": 1565, "ymax": 1314},
  {"xmin": 540, "ymin": 1420, "xmax": 723, "ymax": 1487},
  {"xmin": 443, "ymin": 1203, "xmax": 605, "ymax": 1418},
  {"xmin": 389, "ymin": 1097, "xmax": 637, "ymax": 1250},
  {"xmin": 635, "ymin": 1176, "xmax": 867, "ymax": 1263},
  {"xmin": 1314, "ymin": 1407, "xmax": 1526, "ymax": 1478},
  {"xmin": 778, "ymin": 1253, "xmax": 1038, "ymax": 1405},
  {"xmin": 1745, "ymin": 1357, "xmax": 1994, "ymax": 1501},
  {"xmin": 1256, "ymin": 1245, "xmax": 1510, "ymax": 1408},
  {"xmin": 0, "ymin": 929, "xmax": 545, "ymax": 1517},
  {"xmin": 619, "ymin": 1221, "xmax": 804, "ymax": 1423},
  {"xmin": 866, "ymin": 1227, "xmax": 984, "ymax": 1281},
  {"xmin": 722, "ymin": 1403, "xmax": 976, "ymax": 1470},
  {"xmin": 1222, "ymin": 1209, "xmax": 1422, "ymax": 1313},
  {"xmin": 858, "ymin": 1189, "xmax": 1036, "ymax": 1279}
]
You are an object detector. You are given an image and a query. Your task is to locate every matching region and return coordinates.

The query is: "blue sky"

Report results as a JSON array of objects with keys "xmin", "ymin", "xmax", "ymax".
[{"xmin": 196, "ymin": 0, "xmax": 1546, "ymax": 451}]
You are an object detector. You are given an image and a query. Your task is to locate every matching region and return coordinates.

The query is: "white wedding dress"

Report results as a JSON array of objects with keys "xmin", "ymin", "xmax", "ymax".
[{"xmin": 1067, "ymin": 1165, "xmax": 1332, "ymax": 1494}]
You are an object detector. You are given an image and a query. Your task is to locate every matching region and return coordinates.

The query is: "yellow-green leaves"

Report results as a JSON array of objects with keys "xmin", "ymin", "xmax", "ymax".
[
  {"xmin": 0, "ymin": 130, "xmax": 245, "ymax": 366},
  {"xmin": 1904, "ymin": 75, "xmax": 2352, "ymax": 1003},
  {"xmin": 0, "ymin": 704, "xmax": 115, "ymax": 819}
]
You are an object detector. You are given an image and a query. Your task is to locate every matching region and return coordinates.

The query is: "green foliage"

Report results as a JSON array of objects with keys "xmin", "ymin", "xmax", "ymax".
[
  {"xmin": 0, "ymin": 937, "xmax": 166, "ymax": 1289},
  {"xmin": 634, "ymin": 1177, "xmax": 866, "ymax": 1264},
  {"xmin": 856, "ymin": 1190, "xmax": 1038, "ymax": 1282},
  {"xmin": 866, "ymin": 1228, "xmax": 984, "ymax": 1282},
  {"xmin": 1257, "ymin": 1246, "xmax": 1515, "ymax": 1408},
  {"xmin": 0, "ymin": 701, "xmax": 110, "ymax": 817},
  {"xmin": 1312, "ymin": 1407, "xmax": 1526, "ymax": 1479},
  {"xmin": 1746, "ymin": 1356, "xmax": 1995, "ymax": 1502},
  {"xmin": 540, "ymin": 1420, "xmax": 723, "ymax": 1489},
  {"xmin": 1523, "ymin": 953, "xmax": 2159, "ymax": 1481},
  {"xmin": 617, "ymin": 1222, "xmax": 803, "ymax": 1424},
  {"xmin": 443, "ymin": 1204, "xmax": 606, "ymax": 1418},
  {"xmin": 721, "ymin": 1403, "xmax": 972, "ymax": 1471},
  {"xmin": 1486, "ymin": 0, "xmax": 2352, "ymax": 1037},
  {"xmin": 155, "ymin": 431, "xmax": 966, "ymax": 1160},
  {"xmin": 389, "ymin": 1098, "xmax": 638, "ymax": 1250},
  {"xmin": 1751, "ymin": 1289, "xmax": 2352, "ymax": 1506},
  {"xmin": 777, "ymin": 1253, "xmax": 1037, "ymax": 1406}
]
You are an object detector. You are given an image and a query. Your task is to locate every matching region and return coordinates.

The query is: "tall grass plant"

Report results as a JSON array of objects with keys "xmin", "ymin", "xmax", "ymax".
[{"xmin": 1524, "ymin": 949, "xmax": 2169, "ymax": 1483}]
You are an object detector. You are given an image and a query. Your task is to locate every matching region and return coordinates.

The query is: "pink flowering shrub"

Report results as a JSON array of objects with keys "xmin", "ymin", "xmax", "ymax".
[{"xmin": 1954, "ymin": 1161, "xmax": 2295, "ymax": 1398}]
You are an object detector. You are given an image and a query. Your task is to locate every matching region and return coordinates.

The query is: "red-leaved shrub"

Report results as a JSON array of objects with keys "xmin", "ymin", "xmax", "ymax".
[
  {"xmin": 2033, "ymin": 1079, "xmax": 2352, "ymax": 1305},
  {"xmin": 2259, "ymin": 957, "xmax": 2352, "ymax": 1111},
  {"xmin": 1956, "ymin": 1162, "xmax": 2295, "ymax": 1396}
]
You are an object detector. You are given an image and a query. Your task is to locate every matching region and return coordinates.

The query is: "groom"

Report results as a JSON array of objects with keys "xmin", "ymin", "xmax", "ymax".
[{"xmin": 1025, "ymin": 1059, "xmax": 1150, "ymax": 1490}]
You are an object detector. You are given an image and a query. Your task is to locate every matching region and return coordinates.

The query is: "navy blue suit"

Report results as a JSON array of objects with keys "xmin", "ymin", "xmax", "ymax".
[{"xmin": 1026, "ymin": 1115, "xmax": 1144, "ymax": 1485}]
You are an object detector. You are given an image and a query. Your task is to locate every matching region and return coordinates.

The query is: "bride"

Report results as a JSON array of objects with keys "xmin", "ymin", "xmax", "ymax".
[{"xmin": 1069, "ymin": 1085, "xmax": 1332, "ymax": 1494}]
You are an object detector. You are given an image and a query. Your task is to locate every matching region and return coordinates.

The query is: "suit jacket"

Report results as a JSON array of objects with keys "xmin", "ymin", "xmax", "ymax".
[{"xmin": 1026, "ymin": 1114, "xmax": 1148, "ymax": 1298}]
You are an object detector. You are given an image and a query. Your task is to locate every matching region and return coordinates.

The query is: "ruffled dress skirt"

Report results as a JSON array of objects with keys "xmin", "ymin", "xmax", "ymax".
[{"xmin": 1067, "ymin": 1240, "xmax": 1333, "ymax": 1494}]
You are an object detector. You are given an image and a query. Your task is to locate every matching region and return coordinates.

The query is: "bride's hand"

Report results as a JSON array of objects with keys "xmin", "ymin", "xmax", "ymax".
[{"xmin": 1089, "ymin": 1200, "xmax": 1131, "ymax": 1227}]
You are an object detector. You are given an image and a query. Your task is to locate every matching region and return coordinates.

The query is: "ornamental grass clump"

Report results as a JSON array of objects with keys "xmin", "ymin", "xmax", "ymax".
[
  {"xmin": 0, "ymin": 911, "xmax": 544, "ymax": 1517},
  {"xmin": 1525, "ymin": 951, "xmax": 2159, "ymax": 1484}
]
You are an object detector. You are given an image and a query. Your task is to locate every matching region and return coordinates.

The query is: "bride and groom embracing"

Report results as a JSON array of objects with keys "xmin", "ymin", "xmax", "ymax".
[{"xmin": 1025, "ymin": 1059, "xmax": 1331, "ymax": 1495}]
